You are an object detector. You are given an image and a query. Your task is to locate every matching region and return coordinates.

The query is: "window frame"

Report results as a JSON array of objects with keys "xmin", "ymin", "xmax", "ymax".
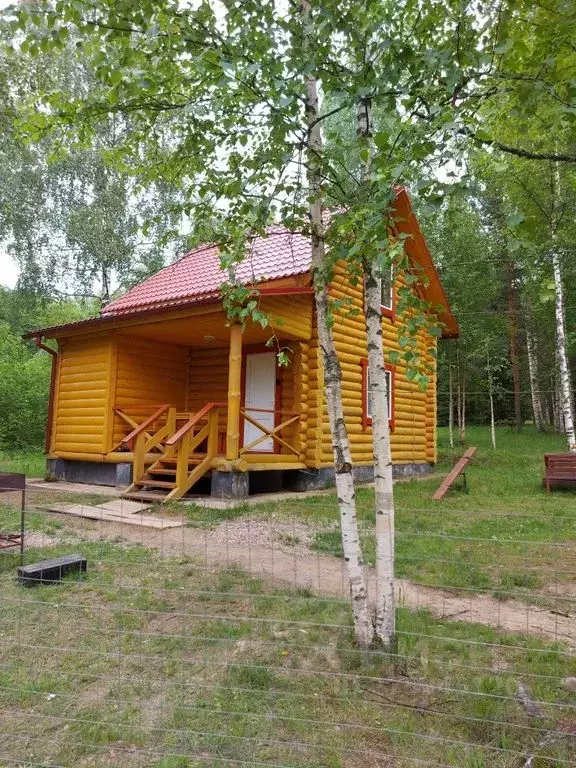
[
  {"xmin": 379, "ymin": 264, "xmax": 395, "ymax": 320},
  {"xmin": 360, "ymin": 358, "xmax": 395, "ymax": 431}
]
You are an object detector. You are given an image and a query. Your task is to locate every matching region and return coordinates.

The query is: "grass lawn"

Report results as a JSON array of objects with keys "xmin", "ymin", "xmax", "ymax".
[
  {"xmin": 0, "ymin": 537, "xmax": 574, "ymax": 767},
  {"xmin": 0, "ymin": 448, "xmax": 47, "ymax": 478}
]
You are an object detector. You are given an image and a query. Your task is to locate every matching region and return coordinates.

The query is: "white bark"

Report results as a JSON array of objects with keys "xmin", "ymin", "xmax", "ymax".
[
  {"xmin": 356, "ymin": 94, "xmax": 395, "ymax": 649},
  {"xmin": 551, "ymin": 164, "xmax": 576, "ymax": 452},
  {"xmin": 448, "ymin": 359, "xmax": 454, "ymax": 449},
  {"xmin": 365, "ymin": 268, "xmax": 396, "ymax": 648},
  {"xmin": 487, "ymin": 350, "xmax": 496, "ymax": 450},
  {"xmin": 552, "ymin": 249, "xmax": 575, "ymax": 450},
  {"xmin": 302, "ymin": 0, "xmax": 373, "ymax": 646},
  {"xmin": 526, "ymin": 326, "xmax": 545, "ymax": 431},
  {"xmin": 460, "ymin": 375, "xmax": 466, "ymax": 444}
]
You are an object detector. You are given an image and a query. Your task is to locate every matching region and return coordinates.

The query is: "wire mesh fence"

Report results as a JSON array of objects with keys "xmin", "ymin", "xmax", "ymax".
[{"xmin": 0, "ymin": 480, "xmax": 575, "ymax": 767}]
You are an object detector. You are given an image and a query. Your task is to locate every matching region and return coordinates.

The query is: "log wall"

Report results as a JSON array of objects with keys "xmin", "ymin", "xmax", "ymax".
[{"xmin": 306, "ymin": 263, "xmax": 438, "ymax": 467}]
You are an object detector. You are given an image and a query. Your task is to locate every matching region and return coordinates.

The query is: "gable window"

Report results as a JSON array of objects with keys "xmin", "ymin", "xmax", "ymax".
[
  {"xmin": 361, "ymin": 358, "xmax": 395, "ymax": 431},
  {"xmin": 379, "ymin": 265, "xmax": 393, "ymax": 312}
]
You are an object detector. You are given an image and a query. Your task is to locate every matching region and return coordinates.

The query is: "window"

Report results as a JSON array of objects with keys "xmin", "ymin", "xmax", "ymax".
[
  {"xmin": 379, "ymin": 265, "xmax": 393, "ymax": 312},
  {"xmin": 361, "ymin": 358, "xmax": 395, "ymax": 430}
]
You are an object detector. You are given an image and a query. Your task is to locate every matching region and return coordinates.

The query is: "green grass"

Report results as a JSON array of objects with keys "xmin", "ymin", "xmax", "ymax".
[
  {"xmin": 0, "ymin": 448, "xmax": 47, "ymax": 478},
  {"xmin": 0, "ymin": 538, "xmax": 573, "ymax": 767},
  {"xmin": 288, "ymin": 425, "xmax": 576, "ymax": 600}
]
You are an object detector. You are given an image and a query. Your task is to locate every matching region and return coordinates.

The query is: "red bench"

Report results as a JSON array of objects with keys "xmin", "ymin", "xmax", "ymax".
[{"xmin": 544, "ymin": 454, "xmax": 576, "ymax": 493}]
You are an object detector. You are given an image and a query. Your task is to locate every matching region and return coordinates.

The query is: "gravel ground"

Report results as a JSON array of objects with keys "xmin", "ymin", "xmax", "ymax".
[
  {"xmin": 205, "ymin": 515, "xmax": 320, "ymax": 557},
  {"xmin": 24, "ymin": 531, "xmax": 73, "ymax": 549}
]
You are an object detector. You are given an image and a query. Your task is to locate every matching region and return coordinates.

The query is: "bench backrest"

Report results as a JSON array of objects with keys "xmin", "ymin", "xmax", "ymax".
[
  {"xmin": 545, "ymin": 454, "xmax": 576, "ymax": 472},
  {"xmin": 0, "ymin": 472, "xmax": 25, "ymax": 493}
]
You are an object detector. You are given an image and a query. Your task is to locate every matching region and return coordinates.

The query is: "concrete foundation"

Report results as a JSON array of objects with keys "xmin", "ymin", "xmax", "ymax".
[
  {"xmin": 283, "ymin": 462, "xmax": 433, "ymax": 491},
  {"xmin": 210, "ymin": 470, "xmax": 250, "ymax": 500},
  {"xmin": 46, "ymin": 459, "xmax": 132, "ymax": 488},
  {"xmin": 46, "ymin": 458, "xmax": 433, "ymax": 498}
]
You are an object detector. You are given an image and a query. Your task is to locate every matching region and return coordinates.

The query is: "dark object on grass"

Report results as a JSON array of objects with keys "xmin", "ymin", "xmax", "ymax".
[
  {"xmin": 18, "ymin": 554, "xmax": 87, "ymax": 586},
  {"xmin": 433, "ymin": 447, "xmax": 477, "ymax": 501},
  {"xmin": 0, "ymin": 472, "xmax": 25, "ymax": 564},
  {"xmin": 544, "ymin": 453, "xmax": 576, "ymax": 493}
]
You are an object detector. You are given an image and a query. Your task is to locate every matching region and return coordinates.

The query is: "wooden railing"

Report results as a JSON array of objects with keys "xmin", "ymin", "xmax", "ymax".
[
  {"xmin": 239, "ymin": 408, "xmax": 299, "ymax": 456},
  {"xmin": 119, "ymin": 405, "xmax": 176, "ymax": 485},
  {"xmin": 164, "ymin": 402, "xmax": 224, "ymax": 500},
  {"xmin": 112, "ymin": 404, "xmax": 170, "ymax": 452}
]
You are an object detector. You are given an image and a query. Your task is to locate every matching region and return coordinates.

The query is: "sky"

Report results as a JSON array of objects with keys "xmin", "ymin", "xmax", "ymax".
[{"xmin": 1, "ymin": 253, "xmax": 19, "ymax": 289}]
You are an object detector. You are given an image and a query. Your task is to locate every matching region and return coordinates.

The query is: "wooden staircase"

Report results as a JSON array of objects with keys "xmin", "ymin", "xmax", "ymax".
[{"xmin": 119, "ymin": 403, "xmax": 223, "ymax": 504}]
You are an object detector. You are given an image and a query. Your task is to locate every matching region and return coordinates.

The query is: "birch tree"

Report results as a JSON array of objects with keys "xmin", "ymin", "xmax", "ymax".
[
  {"xmin": 525, "ymin": 316, "xmax": 545, "ymax": 432},
  {"xmin": 12, "ymin": 0, "xmax": 576, "ymax": 643},
  {"xmin": 550, "ymin": 164, "xmax": 576, "ymax": 452},
  {"xmin": 355, "ymin": 94, "xmax": 395, "ymax": 648},
  {"xmin": 302, "ymin": 0, "xmax": 372, "ymax": 646}
]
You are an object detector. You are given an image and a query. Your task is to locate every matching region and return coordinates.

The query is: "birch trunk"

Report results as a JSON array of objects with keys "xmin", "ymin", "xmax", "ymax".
[
  {"xmin": 459, "ymin": 373, "xmax": 466, "ymax": 444},
  {"xmin": 505, "ymin": 261, "xmax": 522, "ymax": 432},
  {"xmin": 302, "ymin": 0, "xmax": 373, "ymax": 646},
  {"xmin": 487, "ymin": 351, "xmax": 496, "ymax": 450},
  {"xmin": 448, "ymin": 360, "xmax": 454, "ymax": 449},
  {"xmin": 525, "ymin": 326, "xmax": 545, "ymax": 431},
  {"xmin": 364, "ymin": 267, "xmax": 396, "ymax": 648},
  {"xmin": 551, "ymin": 249, "xmax": 576, "ymax": 450},
  {"xmin": 356, "ymin": 94, "xmax": 395, "ymax": 648},
  {"xmin": 551, "ymin": 163, "xmax": 576, "ymax": 452}
]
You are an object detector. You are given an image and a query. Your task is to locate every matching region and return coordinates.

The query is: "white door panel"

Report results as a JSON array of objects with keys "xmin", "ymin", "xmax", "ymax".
[{"xmin": 243, "ymin": 353, "xmax": 276, "ymax": 452}]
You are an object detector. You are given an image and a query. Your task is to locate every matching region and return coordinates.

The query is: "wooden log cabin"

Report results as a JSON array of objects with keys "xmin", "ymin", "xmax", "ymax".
[{"xmin": 26, "ymin": 189, "xmax": 458, "ymax": 502}]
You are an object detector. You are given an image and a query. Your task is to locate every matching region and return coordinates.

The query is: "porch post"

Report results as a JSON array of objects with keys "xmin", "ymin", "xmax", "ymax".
[{"xmin": 226, "ymin": 323, "xmax": 243, "ymax": 460}]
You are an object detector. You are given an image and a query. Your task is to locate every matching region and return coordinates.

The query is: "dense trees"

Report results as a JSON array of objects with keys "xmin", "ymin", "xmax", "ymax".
[{"xmin": 0, "ymin": 287, "xmax": 90, "ymax": 450}]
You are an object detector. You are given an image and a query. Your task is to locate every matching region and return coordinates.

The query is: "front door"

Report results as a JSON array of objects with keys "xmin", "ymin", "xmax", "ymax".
[{"xmin": 243, "ymin": 352, "xmax": 276, "ymax": 452}]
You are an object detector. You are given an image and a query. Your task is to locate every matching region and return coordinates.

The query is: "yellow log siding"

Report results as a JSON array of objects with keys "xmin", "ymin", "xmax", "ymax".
[
  {"xmin": 259, "ymin": 294, "xmax": 313, "ymax": 340},
  {"xmin": 188, "ymin": 347, "xmax": 230, "ymax": 441},
  {"xmin": 305, "ymin": 320, "xmax": 324, "ymax": 468},
  {"xmin": 307, "ymin": 262, "xmax": 438, "ymax": 467},
  {"xmin": 113, "ymin": 337, "xmax": 188, "ymax": 448},
  {"xmin": 52, "ymin": 337, "xmax": 113, "ymax": 455}
]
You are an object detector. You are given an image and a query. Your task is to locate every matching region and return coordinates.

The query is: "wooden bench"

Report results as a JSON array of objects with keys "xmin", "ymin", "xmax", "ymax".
[
  {"xmin": 544, "ymin": 453, "xmax": 576, "ymax": 493},
  {"xmin": 0, "ymin": 472, "xmax": 25, "ymax": 564},
  {"xmin": 433, "ymin": 447, "xmax": 477, "ymax": 501},
  {"xmin": 18, "ymin": 554, "xmax": 87, "ymax": 586}
]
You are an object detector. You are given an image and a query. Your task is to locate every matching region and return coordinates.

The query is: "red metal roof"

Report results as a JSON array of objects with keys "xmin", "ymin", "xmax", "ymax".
[
  {"xmin": 102, "ymin": 227, "xmax": 312, "ymax": 316},
  {"xmin": 25, "ymin": 189, "xmax": 458, "ymax": 339}
]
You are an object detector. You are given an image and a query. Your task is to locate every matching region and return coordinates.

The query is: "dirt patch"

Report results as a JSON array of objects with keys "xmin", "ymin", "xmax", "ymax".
[{"xmin": 39, "ymin": 513, "xmax": 576, "ymax": 647}]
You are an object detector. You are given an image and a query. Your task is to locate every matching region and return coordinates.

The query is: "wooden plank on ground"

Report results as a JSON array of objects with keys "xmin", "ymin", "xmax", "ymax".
[
  {"xmin": 432, "ymin": 447, "xmax": 477, "ymax": 501},
  {"xmin": 99, "ymin": 499, "xmax": 151, "ymax": 515},
  {"xmin": 44, "ymin": 504, "xmax": 183, "ymax": 529}
]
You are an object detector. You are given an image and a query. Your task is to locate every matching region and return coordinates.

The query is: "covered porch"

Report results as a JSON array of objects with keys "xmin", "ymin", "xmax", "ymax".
[{"xmin": 48, "ymin": 293, "xmax": 313, "ymax": 502}]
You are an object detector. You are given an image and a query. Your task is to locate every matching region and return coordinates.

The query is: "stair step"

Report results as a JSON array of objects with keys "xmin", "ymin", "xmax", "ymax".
[
  {"xmin": 121, "ymin": 490, "xmax": 170, "ymax": 502},
  {"xmin": 134, "ymin": 479, "xmax": 176, "ymax": 489},
  {"xmin": 148, "ymin": 467, "xmax": 177, "ymax": 476},
  {"xmin": 156, "ymin": 457, "xmax": 205, "ymax": 466}
]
